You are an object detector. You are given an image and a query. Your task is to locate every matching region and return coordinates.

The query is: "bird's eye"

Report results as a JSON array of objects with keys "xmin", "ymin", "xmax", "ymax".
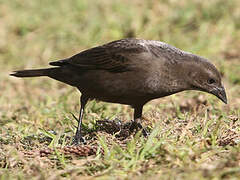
[{"xmin": 208, "ymin": 78, "xmax": 216, "ymax": 84}]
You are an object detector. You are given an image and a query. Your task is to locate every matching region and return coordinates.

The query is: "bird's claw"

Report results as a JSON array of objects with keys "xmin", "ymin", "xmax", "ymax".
[
  {"xmin": 130, "ymin": 120, "xmax": 149, "ymax": 137},
  {"xmin": 72, "ymin": 135, "xmax": 86, "ymax": 145},
  {"xmin": 141, "ymin": 128, "xmax": 149, "ymax": 137}
]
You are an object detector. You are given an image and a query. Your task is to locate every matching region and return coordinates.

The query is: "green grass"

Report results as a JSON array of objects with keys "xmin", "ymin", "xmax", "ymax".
[{"xmin": 1, "ymin": 0, "xmax": 240, "ymax": 179}]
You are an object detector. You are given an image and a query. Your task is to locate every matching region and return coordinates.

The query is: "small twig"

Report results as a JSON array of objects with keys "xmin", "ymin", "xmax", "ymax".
[{"xmin": 70, "ymin": 112, "xmax": 79, "ymax": 122}]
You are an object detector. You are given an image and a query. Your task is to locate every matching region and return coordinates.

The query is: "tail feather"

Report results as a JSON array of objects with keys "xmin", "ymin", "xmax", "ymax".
[{"xmin": 10, "ymin": 68, "xmax": 54, "ymax": 78}]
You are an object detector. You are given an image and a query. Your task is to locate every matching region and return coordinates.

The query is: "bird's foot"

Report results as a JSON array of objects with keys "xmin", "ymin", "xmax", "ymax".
[
  {"xmin": 130, "ymin": 120, "xmax": 149, "ymax": 137},
  {"xmin": 72, "ymin": 135, "xmax": 86, "ymax": 145},
  {"xmin": 141, "ymin": 128, "xmax": 149, "ymax": 137}
]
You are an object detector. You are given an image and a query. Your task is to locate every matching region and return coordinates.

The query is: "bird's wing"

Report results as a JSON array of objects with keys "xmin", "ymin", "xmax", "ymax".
[{"xmin": 49, "ymin": 39, "xmax": 149, "ymax": 73}]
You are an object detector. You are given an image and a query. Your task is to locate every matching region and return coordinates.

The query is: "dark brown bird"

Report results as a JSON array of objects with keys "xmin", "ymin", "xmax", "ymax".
[{"xmin": 10, "ymin": 38, "xmax": 227, "ymax": 144}]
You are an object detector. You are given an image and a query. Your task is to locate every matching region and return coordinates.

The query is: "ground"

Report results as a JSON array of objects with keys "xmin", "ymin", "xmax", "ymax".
[{"xmin": 0, "ymin": 0, "xmax": 240, "ymax": 179}]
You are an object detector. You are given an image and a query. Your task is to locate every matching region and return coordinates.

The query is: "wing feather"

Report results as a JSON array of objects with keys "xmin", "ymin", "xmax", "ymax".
[{"xmin": 49, "ymin": 39, "xmax": 149, "ymax": 73}]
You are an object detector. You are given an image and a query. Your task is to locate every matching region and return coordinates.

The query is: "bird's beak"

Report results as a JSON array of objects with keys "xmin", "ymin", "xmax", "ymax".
[{"xmin": 210, "ymin": 85, "xmax": 227, "ymax": 104}]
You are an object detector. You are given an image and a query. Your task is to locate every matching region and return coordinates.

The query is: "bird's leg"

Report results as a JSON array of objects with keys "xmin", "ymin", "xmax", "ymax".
[
  {"xmin": 72, "ymin": 95, "xmax": 88, "ymax": 145},
  {"xmin": 130, "ymin": 105, "xmax": 149, "ymax": 137}
]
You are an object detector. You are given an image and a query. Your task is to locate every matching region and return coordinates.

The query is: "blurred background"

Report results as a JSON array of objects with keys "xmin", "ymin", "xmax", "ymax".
[{"xmin": 0, "ymin": 0, "xmax": 240, "ymax": 178}]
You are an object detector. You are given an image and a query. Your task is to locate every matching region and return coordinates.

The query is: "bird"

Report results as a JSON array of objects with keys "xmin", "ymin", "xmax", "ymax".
[{"xmin": 10, "ymin": 38, "xmax": 227, "ymax": 144}]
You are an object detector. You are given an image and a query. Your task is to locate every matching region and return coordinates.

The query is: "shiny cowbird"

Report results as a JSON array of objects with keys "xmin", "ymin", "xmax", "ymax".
[{"xmin": 11, "ymin": 38, "xmax": 227, "ymax": 144}]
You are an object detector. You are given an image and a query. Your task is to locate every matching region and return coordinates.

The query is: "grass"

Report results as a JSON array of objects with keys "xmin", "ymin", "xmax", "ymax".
[{"xmin": 1, "ymin": 0, "xmax": 240, "ymax": 179}]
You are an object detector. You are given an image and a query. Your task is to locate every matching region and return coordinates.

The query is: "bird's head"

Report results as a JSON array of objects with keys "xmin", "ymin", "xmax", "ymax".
[{"xmin": 186, "ymin": 55, "xmax": 227, "ymax": 104}]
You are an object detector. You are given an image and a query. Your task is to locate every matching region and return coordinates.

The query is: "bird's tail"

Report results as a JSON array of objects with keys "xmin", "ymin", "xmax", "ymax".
[{"xmin": 10, "ymin": 68, "xmax": 56, "ymax": 78}]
